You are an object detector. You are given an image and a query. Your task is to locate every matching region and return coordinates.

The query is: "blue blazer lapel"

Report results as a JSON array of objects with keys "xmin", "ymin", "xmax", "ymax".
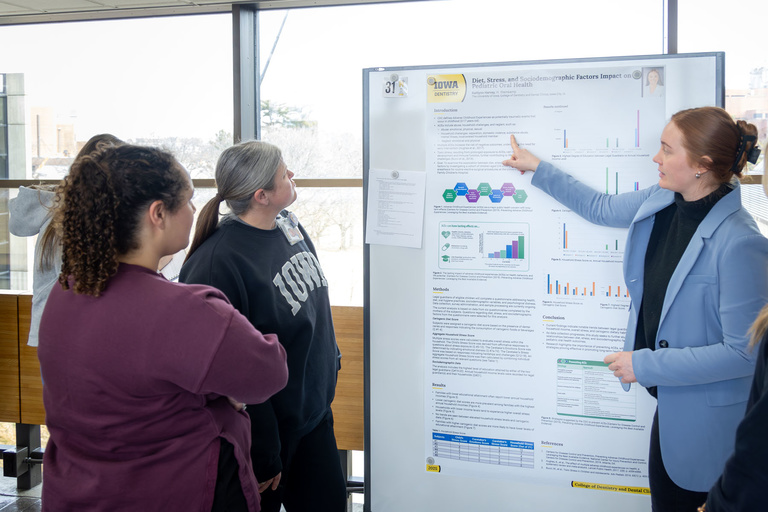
[
  {"xmin": 623, "ymin": 188, "xmax": 674, "ymax": 300},
  {"xmin": 658, "ymin": 184, "xmax": 742, "ymax": 327},
  {"xmin": 633, "ymin": 188, "xmax": 674, "ymax": 223}
]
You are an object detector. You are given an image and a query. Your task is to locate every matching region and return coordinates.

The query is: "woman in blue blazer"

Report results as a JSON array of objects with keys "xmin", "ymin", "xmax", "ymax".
[{"xmin": 503, "ymin": 106, "xmax": 768, "ymax": 512}]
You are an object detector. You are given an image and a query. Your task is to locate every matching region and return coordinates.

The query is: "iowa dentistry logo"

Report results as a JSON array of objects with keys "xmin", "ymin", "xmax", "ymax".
[{"xmin": 427, "ymin": 74, "xmax": 467, "ymax": 103}]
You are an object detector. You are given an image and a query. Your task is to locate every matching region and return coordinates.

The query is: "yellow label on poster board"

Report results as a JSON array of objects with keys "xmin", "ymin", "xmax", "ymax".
[{"xmin": 427, "ymin": 74, "xmax": 467, "ymax": 103}]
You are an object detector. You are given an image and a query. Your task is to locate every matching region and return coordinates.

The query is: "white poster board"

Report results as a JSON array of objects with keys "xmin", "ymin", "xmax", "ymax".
[{"xmin": 364, "ymin": 53, "xmax": 724, "ymax": 512}]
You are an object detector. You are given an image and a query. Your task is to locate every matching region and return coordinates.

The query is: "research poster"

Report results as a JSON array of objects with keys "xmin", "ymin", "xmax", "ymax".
[{"xmin": 422, "ymin": 61, "xmax": 691, "ymax": 494}]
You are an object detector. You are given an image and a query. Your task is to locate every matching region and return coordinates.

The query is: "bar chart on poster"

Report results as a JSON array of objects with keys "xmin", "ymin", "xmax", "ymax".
[{"xmin": 364, "ymin": 53, "xmax": 723, "ymax": 512}]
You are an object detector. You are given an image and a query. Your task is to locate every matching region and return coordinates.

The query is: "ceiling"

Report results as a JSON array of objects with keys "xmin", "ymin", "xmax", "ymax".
[
  {"xmin": 0, "ymin": 1, "xmax": 233, "ymax": 23},
  {"xmin": 0, "ymin": 1, "xmax": 237, "ymax": 15},
  {"xmin": 0, "ymin": 0, "xmax": 411, "ymax": 24}
]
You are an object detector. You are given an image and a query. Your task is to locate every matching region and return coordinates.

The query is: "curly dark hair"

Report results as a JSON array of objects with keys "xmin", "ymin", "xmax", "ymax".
[
  {"xmin": 53, "ymin": 144, "xmax": 189, "ymax": 296},
  {"xmin": 39, "ymin": 133, "xmax": 124, "ymax": 272}
]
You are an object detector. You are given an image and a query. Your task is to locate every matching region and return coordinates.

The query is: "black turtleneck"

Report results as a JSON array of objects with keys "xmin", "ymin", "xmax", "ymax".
[{"xmin": 634, "ymin": 183, "xmax": 733, "ymax": 396}]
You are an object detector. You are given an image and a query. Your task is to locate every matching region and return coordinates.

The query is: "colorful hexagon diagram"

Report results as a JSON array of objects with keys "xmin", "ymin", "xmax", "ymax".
[
  {"xmin": 489, "ymin": 189, "xmax": 504, "ymax": 203},
  {"xmin": 445, "ymin": 182, "xmax": 528, "ymax": 203},
  {"xmin": 477, "ymin": 183, "xmax": 492, "ymax": 196}
]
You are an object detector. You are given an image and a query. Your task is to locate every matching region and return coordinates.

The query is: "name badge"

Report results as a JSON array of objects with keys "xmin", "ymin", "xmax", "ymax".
[{"xmin": 276, "ymin": 212, "xmax": 304, "ymax": 245}]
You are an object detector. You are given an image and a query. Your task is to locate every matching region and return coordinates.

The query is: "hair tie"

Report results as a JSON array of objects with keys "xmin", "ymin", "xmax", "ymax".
[
  {"xmin": 731, "ymin": 127, "xmax": 760, "ymax": 173},
  {"xmin": 214, "ymin": 192, "xmax": 224, "ymax": 202}
]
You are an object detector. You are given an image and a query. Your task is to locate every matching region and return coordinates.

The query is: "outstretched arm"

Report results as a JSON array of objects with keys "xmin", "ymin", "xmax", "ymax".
[
  {"xmin": 502, "ymin": 134, "xmax": 541, "ymax": 173},
  {"xmin": 502, "ymin": 133, "xmax": 654, "ymax": 228}
]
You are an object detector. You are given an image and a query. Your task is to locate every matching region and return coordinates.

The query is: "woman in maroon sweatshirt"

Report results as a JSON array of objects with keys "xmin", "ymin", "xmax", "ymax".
[{"xmin": 38, "ymin": 144, "xmax": 288, "ymax": 512}]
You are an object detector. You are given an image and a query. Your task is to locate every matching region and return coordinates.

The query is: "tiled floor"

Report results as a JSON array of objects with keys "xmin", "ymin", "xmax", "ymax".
[{"xmin": 0, "ymin": 476, "xmax": 41, "ymax": 512}]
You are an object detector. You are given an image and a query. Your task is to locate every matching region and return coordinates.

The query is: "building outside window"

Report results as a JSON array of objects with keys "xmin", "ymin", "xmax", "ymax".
[
  {"xmin": 678, "ymin": 0, "xmax": 768, "ymax": 234},
  {"xmin": 0, "ymin": 15, "xmax": 232, "ymax": 290}
]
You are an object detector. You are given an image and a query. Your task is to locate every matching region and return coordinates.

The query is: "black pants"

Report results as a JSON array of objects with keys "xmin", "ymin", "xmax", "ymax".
[
  {"xmin": 649, "ymin": 410, "xmax": 708, "ymax": 512},
  {"xmin": 258, "ymin": 408, "xmax": 347, "ymax": 512},
  {"xmin": 211, "ymin": 438, "xmax": 249, "ymax": 512}
]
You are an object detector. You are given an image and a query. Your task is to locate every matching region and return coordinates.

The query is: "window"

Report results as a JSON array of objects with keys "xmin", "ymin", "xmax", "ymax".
[
  {"xmin": 0, "ymin": 77, "xmax": 7, "ymax": 179},
  {"xmin": 0, "ymin": 14, "xmax": 232, "ymax": 290},
  {"xmin": 0, "ymin": 15, "xmax": 232, "ymax": 179},
  {"xmin": 258, "ymin": 0, "xmax": 665, "ymax": 308},
  {"xmin": 679, "ymin": 0, "xmax": 768, "ymax": 234}
]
